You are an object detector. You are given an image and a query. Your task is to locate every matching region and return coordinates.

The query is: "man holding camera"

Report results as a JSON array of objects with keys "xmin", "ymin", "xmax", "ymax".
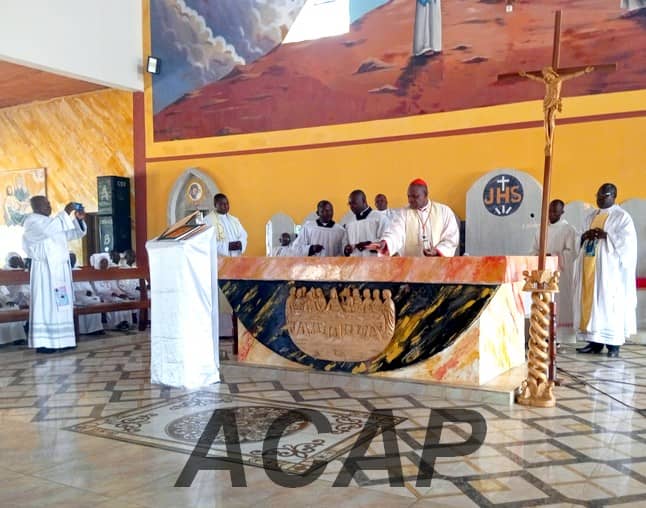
[{"xmin": 23, "ymin": 197, "xmax": 86, "ymax": 353}]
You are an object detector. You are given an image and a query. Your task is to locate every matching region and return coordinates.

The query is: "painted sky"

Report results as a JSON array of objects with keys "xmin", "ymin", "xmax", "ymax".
[{"xmin": 151, "ymin": 0, "xmax": 388, "ymax": 113}]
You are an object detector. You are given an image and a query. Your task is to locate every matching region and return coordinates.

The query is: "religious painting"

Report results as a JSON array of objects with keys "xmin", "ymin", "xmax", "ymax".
[
  {"xmin": 0, "ymin": 167, "xmax": 46, "ymax": 226},
  {"xmin": 167, "ymin": 168, "xmax": 220, "ymax": 225},
  {"xmin": 151, "ymin": 0, "xmax": 646, "ymax": 141}
]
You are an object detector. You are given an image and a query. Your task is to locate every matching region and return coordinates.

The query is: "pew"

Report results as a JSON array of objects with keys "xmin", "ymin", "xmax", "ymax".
[{"xmin": 0, "ymin": 267, "xmax": 149, "ymax": 335}]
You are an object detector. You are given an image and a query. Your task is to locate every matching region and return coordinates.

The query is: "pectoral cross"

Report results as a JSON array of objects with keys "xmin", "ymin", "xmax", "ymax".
[{"xmin": 497, "ymin": 10, "xmax": 615, "ymax": 270}]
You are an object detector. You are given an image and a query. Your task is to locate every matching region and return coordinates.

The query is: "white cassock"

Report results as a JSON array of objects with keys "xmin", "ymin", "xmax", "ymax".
[
  {"xmin": 2, "ymin": 266, "xmax": 30, "ymax": 309},
  {"xmin": 90, "ymin": 253, "xmax": 134, "ymax": 330},
  {"xmin": 530, "ymin": 219, "xmax": 578, "ymax": 326},
  {"xmin": 204, "ymin": 211, "xmax": 248, "ymax": 336},
  {"xmin": 23, "ymin": 211, "xmax": 86, "ymax": 349},
  {"xmin": 0, "ymin": 287, "xmax": 26, "ymax": 345},
  {"xmin": 381, "ymin": 202, "xmax": 459, "ymax": 257},
  {"xmin": 414, "ymin": 0, "xmax": 442, "ymax": 55},
  {"xmin": 271, "ymin": 246, "xmax": 292, "ymax": 257},
  {"xmin": 573, "ymin": 205, "xmax": 637, "ymax": 345},
  {"xmin": 290, "ymin": 220, "xmax": 346, "ymax": 257},
  {"xmin": 72, "ymin": 277, "xmax": 103, "ymax": 335},
  {"xmin": 117, "ymin": 264, "xmax": 140, "ymax": 299},
  {"xmin": 375, "ymin": 209, "xmax": 397, "ymax": 225},
  {"xmin": 343, "ymin": 208, "xmax": 390, "ymax": 257},
  {"xmin": 91, "ymin": 279, "xmax": 134, "ymax": 330}
]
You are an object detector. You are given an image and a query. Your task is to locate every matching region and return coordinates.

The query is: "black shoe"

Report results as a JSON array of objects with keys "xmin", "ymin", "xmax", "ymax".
[
  {"xmin": 12, "ymin": 339, "xmax": 27, "ymax": 345},
  {"xmin": 607, "ymin": 346, "xmax": 620, "ymax": 358},
  {"xmin": 576, "ymin": 342, "xmax": 603, "ymax": 354},
  {"xmin": 36, "ymin": 347, "xmax": 58, "ymax": 354}
]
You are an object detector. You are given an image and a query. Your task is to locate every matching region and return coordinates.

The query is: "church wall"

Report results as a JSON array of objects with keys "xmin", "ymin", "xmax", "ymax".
[
  {"xmin": 142, "ymin": 0, "xmax": 645, "ymax": 256},
  {"xmin": 145, "ymin": 92, "xmax": 646, "ymax": 256},
  {"xmin": 0, "ymin": 89, "xmax": 134, "ymax": 261}
]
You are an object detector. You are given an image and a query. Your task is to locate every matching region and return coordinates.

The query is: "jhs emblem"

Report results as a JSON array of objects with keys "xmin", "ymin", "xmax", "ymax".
[{"xmin": 483, "ymin": 174, "xmax": 524, "ymax": 216}]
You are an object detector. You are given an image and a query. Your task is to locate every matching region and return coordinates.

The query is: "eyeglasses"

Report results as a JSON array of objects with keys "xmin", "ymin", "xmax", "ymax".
[{"xmin": 596, "ymin": 192, "xmax": 613, "ymax": 198}]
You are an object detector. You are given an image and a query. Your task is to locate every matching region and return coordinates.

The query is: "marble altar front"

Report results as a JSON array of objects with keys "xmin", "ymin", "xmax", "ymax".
[{"xmin": 219, "ymin": 256, "xmax": 553, "ymax": 387}]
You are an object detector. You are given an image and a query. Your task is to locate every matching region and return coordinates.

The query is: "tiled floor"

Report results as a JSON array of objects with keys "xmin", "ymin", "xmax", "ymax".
[{"xmin": 1, "ymin": 331, "xmax": 646, "ymax": 507}]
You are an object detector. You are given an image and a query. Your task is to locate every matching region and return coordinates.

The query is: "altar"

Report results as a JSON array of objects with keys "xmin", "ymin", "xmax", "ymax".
[{"xmin": 219, "ymin": 256, "xmax": 554, "ymax": 388}]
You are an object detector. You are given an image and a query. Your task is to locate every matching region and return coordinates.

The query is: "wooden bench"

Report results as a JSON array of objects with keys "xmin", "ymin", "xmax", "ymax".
[{"xmin": 0, "ymin": 267, "xmax": 149, "ymax": 335}]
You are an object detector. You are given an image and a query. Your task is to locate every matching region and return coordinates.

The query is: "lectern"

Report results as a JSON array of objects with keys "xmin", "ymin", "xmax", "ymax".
[{"xmin": 146, "ymin": 226, "xmax": 219, "ymax": 388}]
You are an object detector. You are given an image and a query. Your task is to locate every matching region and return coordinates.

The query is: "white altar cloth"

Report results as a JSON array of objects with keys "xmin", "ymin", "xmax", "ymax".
[{"xmin": 146, "ymin": 228, "xmax": 219, "ymax": 388}]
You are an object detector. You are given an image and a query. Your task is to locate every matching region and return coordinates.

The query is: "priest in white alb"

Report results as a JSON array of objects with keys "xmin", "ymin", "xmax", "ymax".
[
  {"xmin": 574, "ymin": 183, "xmax": 637, "ymax": 358},
  {"xmin": 204, "ymin": 193, "xmax": 247, "ymax": 336},
  {"xmin": 530, "ymin": 199, "xmax": 577, "ymax": 326},
  {"xmin": 23, "ymin": 197, "xmax": 86, "ymax": 352},
  {"xmin": 343, "ymin": 190, "xmax": 389, "ymax": 257},
  {"xmin": 290, "ymin": 200, "xmax": 345, "ymax": 257},
  {"xmin": 378, "ymin": 179, "xmax": 459, "ymax": 257}
]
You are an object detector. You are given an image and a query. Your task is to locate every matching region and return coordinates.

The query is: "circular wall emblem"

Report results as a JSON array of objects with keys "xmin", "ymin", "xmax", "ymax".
[{"xmin": 482, "ymin": 174, "xmax": 524, "ymax": 216}]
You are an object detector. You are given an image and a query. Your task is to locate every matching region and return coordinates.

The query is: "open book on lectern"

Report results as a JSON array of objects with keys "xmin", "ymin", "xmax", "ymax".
[{"xmin": 157, "ymin": 211, "xmax": 209, "ymax": 241}]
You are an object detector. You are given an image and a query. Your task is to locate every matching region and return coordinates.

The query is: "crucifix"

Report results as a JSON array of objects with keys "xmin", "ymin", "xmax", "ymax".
[
  {"xmin": 497, "ymin": 10, "xmax": 616, "ymax": 407},
  {"xmin": 498, "ymin": 10, "xmax": 615, "ymax": 269}
]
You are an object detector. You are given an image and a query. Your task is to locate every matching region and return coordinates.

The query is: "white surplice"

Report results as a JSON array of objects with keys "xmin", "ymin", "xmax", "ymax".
[
  {"xmin": 290, "ymin": 220, "xmax": 346, "ymax": 257},
  {"xmin": 375, "ymin": 208, "xmax": 397, "ymax": 225},
  {"xmin": 414, "ymin": 0, "xmax": 442, "ymax": 55},
  {"xmin": 573, "ymin": 205, "xmax": 637, "ymax": 345},
  {"xmin": 381, "ymin": 202, "xmax": 459, "ymax": 257},
  {"xmin": 343, "ymin": 208, "xmax": 389, "ymax": 257},
  {"xmin": 23, "ymin": 211, "xmax": 86, "ymax": 349},
  {"xmin": 530, "ymin": 219, "xmax": 578, "ymax": 325},
  {"xmin": 204, "ymin": 211, "xmax": 247, "ymax": 336}
]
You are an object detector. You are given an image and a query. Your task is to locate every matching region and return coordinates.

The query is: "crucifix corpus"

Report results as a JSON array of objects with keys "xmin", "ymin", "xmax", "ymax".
[{"xmin": 497, "ymin": 10, "xmax": 616, "ymax": 408}]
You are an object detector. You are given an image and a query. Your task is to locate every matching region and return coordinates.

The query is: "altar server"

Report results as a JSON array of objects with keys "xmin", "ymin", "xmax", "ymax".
[
  {"xmin": 23, "ymin": 197, "xmax": 86, "ymax": 352},
  {"xmin": 291, "ymin": 200, "xmax": 345, "ymax": 257},
  {"xmin": 374, "ymin": 193, "xmax": 397, "ymax": 223},
  {"xmin": 272, "ymin": 233, "xmax": 293, "ymax": 257},
  {"xmin": 574, "ymin": 183, "xmax": 637, "ymax": 358},
  {"xmin": 378, "ymin": 179, "xmax": 459, "ymax": 257},
  {"xmin": 530, "ymin": 199, "xmax": 578, "ymax": 326},
  {"xmin": 343, "ymin": 190, "xmax": 389, "ymax": 257},
  {"xmin": 91, "ymin": 253, "xmax": 133, "ymax": 331},
  {"xmin": 70, "ymin": 253, "xmax": 103, "ymax": 335},
  {"xmin": 4, "ymin": 252, "xmax": 30, "ymax": 308}
]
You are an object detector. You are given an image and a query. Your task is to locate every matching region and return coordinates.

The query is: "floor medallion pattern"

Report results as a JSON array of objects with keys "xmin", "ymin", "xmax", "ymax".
[{"xmin": 66, "ymin": 391, "xmax": 405, "ymax": 474}]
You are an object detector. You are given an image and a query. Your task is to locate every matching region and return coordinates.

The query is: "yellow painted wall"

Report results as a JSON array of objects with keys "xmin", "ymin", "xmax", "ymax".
[
  {"xmin": 0, "ymin": 89, "xmax": 134, "ymax": 260},
  {"xmin": 145, "ymin": 91, "xmax": 646, "ymax": 256}
]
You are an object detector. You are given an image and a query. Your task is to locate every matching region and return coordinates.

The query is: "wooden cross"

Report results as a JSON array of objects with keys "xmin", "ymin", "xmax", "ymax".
[{"xmin": 498, "ymin": 10, "xmax": 615, "ymax": 271}]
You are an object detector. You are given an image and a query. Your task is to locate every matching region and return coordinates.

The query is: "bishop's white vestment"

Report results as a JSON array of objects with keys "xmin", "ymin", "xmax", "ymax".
[{"xmin": 381, "ymin": 202, "xmax": 459, "ymax": 257}]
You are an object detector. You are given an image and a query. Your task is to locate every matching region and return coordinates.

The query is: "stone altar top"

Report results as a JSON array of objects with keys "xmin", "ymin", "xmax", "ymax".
[{"xmin": 218, "ymin": 256, "xmax": 555, "ymax": 285}]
